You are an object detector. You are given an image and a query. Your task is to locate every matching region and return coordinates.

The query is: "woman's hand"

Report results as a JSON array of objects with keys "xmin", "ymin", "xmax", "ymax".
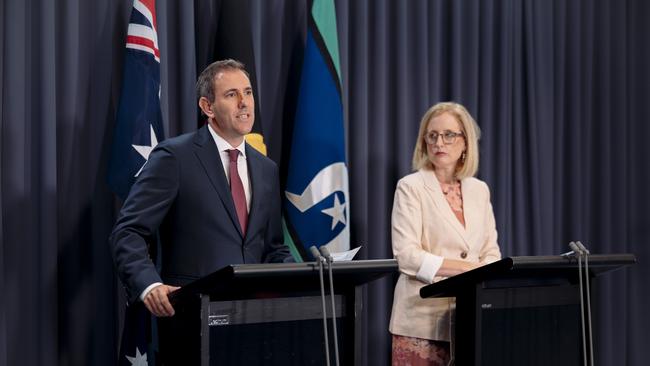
[{"xmin": 437, "ymin": 258, "xmax": 480, "ymax": 277}]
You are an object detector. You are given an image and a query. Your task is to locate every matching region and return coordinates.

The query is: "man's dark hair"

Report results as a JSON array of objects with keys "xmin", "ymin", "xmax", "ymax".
[{"xmin": 196, "ymin": 59, "xmax": 249, "ymax": 103}]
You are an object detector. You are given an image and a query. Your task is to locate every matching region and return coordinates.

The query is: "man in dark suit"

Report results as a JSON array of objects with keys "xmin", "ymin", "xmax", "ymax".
[{"xmin": 109, "ymin": 59, "xmax": 290, "ymax": 364}]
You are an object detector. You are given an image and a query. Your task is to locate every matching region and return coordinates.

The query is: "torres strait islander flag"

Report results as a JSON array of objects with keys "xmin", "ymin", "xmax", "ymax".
[{"xmin": 283, "ymin": 0, "xmax": 350, "ymax": 261}]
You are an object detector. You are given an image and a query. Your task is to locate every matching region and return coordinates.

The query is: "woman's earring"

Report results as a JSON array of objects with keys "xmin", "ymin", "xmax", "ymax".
[{"xmin": 461, "ymin": 151, "xmax": 467, "ymax": 162}]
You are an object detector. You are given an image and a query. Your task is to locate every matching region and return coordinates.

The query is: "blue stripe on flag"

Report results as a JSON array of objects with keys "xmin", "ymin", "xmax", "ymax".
[{"xmin": 129, "ymin": 8, "xmax": 152, "ymax": 28}]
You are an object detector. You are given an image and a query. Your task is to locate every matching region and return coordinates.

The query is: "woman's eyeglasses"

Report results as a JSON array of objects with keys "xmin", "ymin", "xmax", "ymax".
[{"xmin": 425, "ymin": 131, "xmax": 464, "ymax": 145}]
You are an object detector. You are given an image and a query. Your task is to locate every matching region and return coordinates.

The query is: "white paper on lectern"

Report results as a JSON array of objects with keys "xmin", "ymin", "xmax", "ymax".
[{"xmin": 330, "ymin": 246, "xmax": 362, "ymax": 262}]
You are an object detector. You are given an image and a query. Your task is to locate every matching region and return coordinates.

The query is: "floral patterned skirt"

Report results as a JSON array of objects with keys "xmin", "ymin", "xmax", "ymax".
[{"xmin": 392, "ymin": 334, "xmax": 450, "ymax": 366}]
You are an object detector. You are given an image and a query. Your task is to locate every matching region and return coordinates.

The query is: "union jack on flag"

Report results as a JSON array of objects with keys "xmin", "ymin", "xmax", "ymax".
[
  {"xmin": 108, "ymin": 0, "xmax": 165, "ymax": 201},
  {"xmin": 125, "ymin": 0, "xmax": 160, "ymax": 62}
]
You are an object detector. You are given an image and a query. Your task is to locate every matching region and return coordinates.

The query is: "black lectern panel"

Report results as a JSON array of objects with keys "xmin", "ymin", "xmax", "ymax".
[
  {"xmin": 478, "ymin": 284, "xmax": 582, "ymax": 365},
  {"xmin": 420, "ymin": 254, "xmax": 636, "ymax": 366},
  {"xmin": 210, "ymin": 315, "xmax": 348, "ymax": 365},
  {"xmin": 169, "ymin": 259, "xmax": 397, "ymax": 366}
]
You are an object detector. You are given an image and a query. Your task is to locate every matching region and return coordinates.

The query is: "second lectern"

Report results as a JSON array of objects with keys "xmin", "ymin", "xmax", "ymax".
[{"xmin": 420, "ymin": 254, "xmax": 635, "ymax": 366}]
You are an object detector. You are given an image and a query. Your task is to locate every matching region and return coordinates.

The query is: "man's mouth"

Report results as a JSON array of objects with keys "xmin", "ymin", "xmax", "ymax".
[{"xmin": 236, "ymin": 112, "xmax": 251, "ymax": 121}]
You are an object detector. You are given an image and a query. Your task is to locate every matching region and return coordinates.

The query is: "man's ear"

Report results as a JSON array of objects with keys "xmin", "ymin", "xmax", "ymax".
[{"xmin": 198, "ymin": 97, "xmax": 214, "ymax": 118}]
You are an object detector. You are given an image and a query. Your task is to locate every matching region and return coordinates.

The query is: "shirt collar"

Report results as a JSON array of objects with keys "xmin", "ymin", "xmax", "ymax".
[{"xmin": 207, "ymin": 124, "xmax": 247, "ymax": 157}]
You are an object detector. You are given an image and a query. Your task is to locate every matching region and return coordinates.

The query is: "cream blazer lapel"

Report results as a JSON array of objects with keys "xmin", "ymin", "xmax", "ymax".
[
  {"xmin": 459, "ymin": 177, "xmax": 486, "ymax": 249},
  {"xmin": 419, "ymin": 169, "xmax": 470, "ymax": 248}
]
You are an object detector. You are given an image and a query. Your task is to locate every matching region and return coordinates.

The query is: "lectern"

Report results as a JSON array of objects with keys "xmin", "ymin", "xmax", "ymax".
[
  {"xmin": 169, "ymin": 259, "xmax": 397, "ymax": 366},
  {"xmin": 420, "ymin": 254, "xmax": 636, "ymax": 366}
]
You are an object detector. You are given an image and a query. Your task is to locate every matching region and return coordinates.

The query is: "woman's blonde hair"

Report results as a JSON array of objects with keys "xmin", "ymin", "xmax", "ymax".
[{"xmin": 411, "ymin": 102, "xmax": 481, "ymax": 179}]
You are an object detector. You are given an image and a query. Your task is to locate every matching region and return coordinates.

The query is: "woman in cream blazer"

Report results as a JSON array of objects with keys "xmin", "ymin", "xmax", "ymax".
[{"xmin": 389, "ymin": 102, "xmax": 501, "ymax": 365}]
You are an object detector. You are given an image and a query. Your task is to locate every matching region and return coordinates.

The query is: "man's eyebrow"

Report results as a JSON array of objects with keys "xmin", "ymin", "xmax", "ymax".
[{"xmin": 223, "ymin": 86, "xmax": 252, "ymax": 94}]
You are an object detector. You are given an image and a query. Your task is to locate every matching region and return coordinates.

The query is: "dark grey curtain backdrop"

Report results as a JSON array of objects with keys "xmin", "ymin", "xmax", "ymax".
[{"xmin": 1, "ymin": 0, "xmax": 648, "ymax": 365}]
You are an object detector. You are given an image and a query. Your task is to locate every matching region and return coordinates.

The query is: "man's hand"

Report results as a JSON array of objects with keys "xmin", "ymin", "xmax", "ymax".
[{"xmin": 143, "ymin": 284, "xmax": 180, "ymax": 317}]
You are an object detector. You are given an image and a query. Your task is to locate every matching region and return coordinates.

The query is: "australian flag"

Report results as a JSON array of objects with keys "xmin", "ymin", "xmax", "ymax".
[
  {"xmin": 108, "ymin": 1, "xmax": 163, "ymax": 365},
  {"xmin": 117, "ymin": 302, "xmax": 151, "ymax": 366},
  {"xmin": 283, "ymin": 0, "xmax": 349, "ymax": 260},
  {"xmin": 108, "ymin": 0, "xmax": 164, "ymax": 201}
]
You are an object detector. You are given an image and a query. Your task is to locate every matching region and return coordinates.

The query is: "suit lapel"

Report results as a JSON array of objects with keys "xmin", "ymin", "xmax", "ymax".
[
  {"xmin": 419, "ymin": 169, "xmax": 470, "ymax": 248},
  {"xmin": 244, "ymin": 144, "xmax": 264, "ymax": 243},
  {"xmin": 192, "ymin": 126, "xmax": 244, "ymax": 238}
]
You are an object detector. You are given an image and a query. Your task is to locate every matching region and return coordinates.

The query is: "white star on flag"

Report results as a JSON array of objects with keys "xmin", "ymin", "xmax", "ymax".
[
  {"xmin": 132, "ymin": 124, "xmax": 159, "ymax": 177},
  {"xmin": 321, "ymin": 193, "xmax": 347, "ymax": 230},
  {"xmin": 125, "ymin": 347, "xmax": 148, "ymax": 366}
]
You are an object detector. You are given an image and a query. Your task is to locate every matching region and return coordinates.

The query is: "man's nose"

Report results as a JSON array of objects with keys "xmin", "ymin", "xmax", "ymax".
[{"xmin": 237, "ymin": 92, "xmax": 248, "ymax": 107}]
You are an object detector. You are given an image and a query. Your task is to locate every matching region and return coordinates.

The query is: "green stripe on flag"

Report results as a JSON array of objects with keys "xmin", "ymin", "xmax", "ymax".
[
  {"xmin": 282, "ymin": 218, "xmax": 304, "ymax": 262},
  {"xmin": 311, "ymin": 0, "xmax": 341, "ymax": 80}
]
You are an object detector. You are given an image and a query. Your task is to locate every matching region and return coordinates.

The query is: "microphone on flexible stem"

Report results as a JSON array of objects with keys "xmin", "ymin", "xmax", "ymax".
[
  {"xmin": 568, "ymin": 241, "xmax": 588, "ymax": 366},
  {"xmin": 576, "ymin": 241, "xmax": 594, "ymax": 366},
  {"xmin": 319, "ymin": 246, "xmax": 340, "ymax": 366},
  {"xmin": 568, "ymin": 241, "xmax": 583, "ymax": 256},
  {"xmin": 310, "ymin": 246, "xmax": 331, "ymax": 366},
  {"xmin": 575, "ymin": 241, "xmax": 590, "ymax": 255}
]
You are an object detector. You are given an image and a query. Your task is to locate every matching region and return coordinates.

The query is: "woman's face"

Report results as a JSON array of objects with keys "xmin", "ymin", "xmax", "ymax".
[{"xmin": 425, "ymin": 112, "xmax": 467, "ymax": 171}]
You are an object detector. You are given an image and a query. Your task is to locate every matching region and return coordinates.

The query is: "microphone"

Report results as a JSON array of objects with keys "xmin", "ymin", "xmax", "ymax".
[
  {"xmin": 319, "ymin": 245, "xmax": 334, "ymax": 263},
  {"xmin": 568, "ymin": 241, "xmax": 583, "ymax": 256},
  {"xmin": 310, "ymin": 245, "xmax": 326, "ymax": 263},
  {"xmin": 575, "ymin": 241, "xmax": 594, "ymax": 366},
  {"xmin": 575, "ymin": 241, "xmax": 590, "ymax": 255},
  {"xmin": 568, "ymin": 241, "xmax": 594, "ymax": 366},
  {"xmin": 319, "ymin": 246, "xmax": 340, "ymax": 366},
  {"xmin": 309, "ymin": 246, "xmax": 331, "ymax": 366},
  {"xmin": 569, "ymin": 241, "xmax": 587, "ymax": 365}
]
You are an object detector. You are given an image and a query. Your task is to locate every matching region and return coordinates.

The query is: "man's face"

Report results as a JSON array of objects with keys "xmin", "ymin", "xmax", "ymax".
[{"xmin": 205, "ymin": 69, "xmax": 255, "ymax": 145}]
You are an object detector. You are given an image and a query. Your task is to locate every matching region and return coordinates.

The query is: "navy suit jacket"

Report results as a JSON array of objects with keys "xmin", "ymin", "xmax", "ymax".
[{"xmin": 110, "ymin": 125, "xmax": 289, "ymax": 303}]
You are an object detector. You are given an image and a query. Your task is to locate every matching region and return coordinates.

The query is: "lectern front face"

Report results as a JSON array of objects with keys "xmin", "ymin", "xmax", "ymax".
[
  {"xmin": 205, "ymin": 294, "xmax": 348, "ymax": 366},
  {"xmin": 420, "ymin": 255, "xmax": 636, "ymax": 366},
  {"xmin": 170, "ymin": 260, "xmax": 398, "ymax": 366},
  {"xmin": 473, "ymin": 284, "xmax": 583, "ymax": 366}
]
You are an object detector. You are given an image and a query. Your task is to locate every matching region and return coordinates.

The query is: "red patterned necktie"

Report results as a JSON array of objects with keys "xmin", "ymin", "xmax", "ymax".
[{"xmin": 227, "ymin": 149, "xmax": 248, "ymax": 234}]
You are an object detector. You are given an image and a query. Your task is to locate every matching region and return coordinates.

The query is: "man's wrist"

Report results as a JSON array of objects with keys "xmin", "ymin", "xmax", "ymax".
[{"xmin": 140, "ymin": 282, "xmax": 163, "ymax": 301}]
